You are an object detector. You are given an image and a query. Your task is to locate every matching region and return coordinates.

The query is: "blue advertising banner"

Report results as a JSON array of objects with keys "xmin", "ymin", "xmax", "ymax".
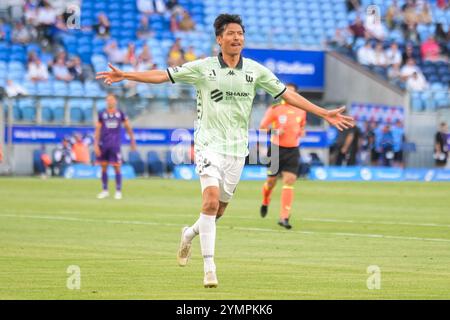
[
  {"xmin": 5, "ymin": 126, "xmax": 328, "ymax": 148},
  {"xmin": 242, "ymin": 48, "xmax": 325, "ymax": 90},
  {"xmin": 63, "ymin": 164, "xmax": 136, "ymax": 179},
  {"xmin": 309, "ymin": 167, "xmax": 450, "ymax": 182}
]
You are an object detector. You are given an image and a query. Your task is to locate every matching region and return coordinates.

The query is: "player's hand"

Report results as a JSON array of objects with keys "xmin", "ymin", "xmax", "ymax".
[
  {"xmin": 94, "ymin": 145, "xmax": 101, "ymax": 157},
  {"xmin": 324, "ymin": 106, "xmax": 355, "ymax": 131},
  {"xmin": 130, "ymin": 141, "xmax": 137, "ymax": 151},
  {"xmin": 96, "ymin": 63, "xmax": 125, "ymax": 85}
]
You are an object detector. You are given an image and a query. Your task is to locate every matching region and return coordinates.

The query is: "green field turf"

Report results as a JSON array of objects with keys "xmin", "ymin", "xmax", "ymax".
[{"xmin": 0, "ymin": 178, "xmax": 449, "ymax": 299}]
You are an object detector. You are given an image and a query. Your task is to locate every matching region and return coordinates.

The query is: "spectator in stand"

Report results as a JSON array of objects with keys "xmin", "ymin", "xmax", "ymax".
[
  {"xmin": 11, "ymin": 20, "xmax": 35, "ymax": 44},
  {"xmin": 385, "ymin": 42, "xmax": 403, "ymax": 66},
  {"xmin": 402, "ymin": 43, "xmax": 416, "ymax": 64},
  {"xmin": 36, "ymin": 0, "xmax": 57, "ymax": 45},
  {"xmin": 0, "ymin": 19, "xmax": 7, "ymax": 41},
  {"xmin": 5, "ymin": 79, "xmax": 28, "ymax": 97},
  {"xmin": 400, "ymin": 58, "xmax": 421, "ymax": 81},
  {"xmin": 388, "ymin": 63, "xmax": 403, "ymax": 86},
  {"xmin": 72, "ymin": 133, "xmax": 91, "ymax": 164},
  {"xmin": 328, "ymin": 28, "xmax": 352, "ymax": 50},
  {"xmin": 179, "ymin": 10, "xmax": 195, "ymax": 31},
  {"xmin": 402, "ymin": 0, "xmax": 419, "ymax": 26},
  {"xmin": 346, "ymin": 0, "xmax": 361, "ymax": 12},
  {"xmin": 167, "ymin": 38, "xmax": 185, "ymax": 67},
  {"xmin": 364, "ymin": 10, "xmax": 386, "ymax": 41},
  {"xmin": 67, "ymin": 56, "xmax": 87, "ymax": 82},
  {"xmin": 137, "ymin": 15, "xmax": 153, "ymax": 39},
  {"xmin": 184, "ymin": 46, "xmax": 197, "ymax": 62},
  {"xmin": 23, "ymin": 0, "xmax": 38, "ymax": 25},
  {"xmin": 434, "ymin": 122, "xmax": 449, "ymax": 168},
  {"xmin": 166, "ymin": 0, "xmax": 181, "ymax": 12},
  {"xmin": 348, "ymin": 16, "xmax": 366, "ymax": 45},
  {"xmin": 169, "ymin": 11, "xmax": 179, "ymax": 32},
  {"xmin": 137, "ymin": 0, "xmax": 166, "ymax": 15},
  {"xmin": 52, "ymin": 56, "xmax": 73, "ymax": 82},
  {"xmin": 435, "ymin": 23, "xmax": 450, "ymax": 54},
  {"xmin": 418, "ymin": 2, "xmax": 433, "ymax": 25},
  {"xmin": 385, "ymin": 0, "xmax": 402, "ymax": 30},
  {"xmin": 372, "ymin": 42, "xmax": 388, "ymax": 67},
  {"xmin": 124, "ymin": 42, "xmax": 137, "ymax": 65},
  {"xmin": 104, "ymin": 40, "xmax": 125, "ymax": 64},
  {"xmin": 437, "ymin": 0, "xmax": 449, "ymax": 9},
  {"xmin": 404, "ymin": 22, "xmax": 421, "ymax": 44},
  {"xmin": 406, "ymin": 71, "xmax": 429, "ymax": 91},
  {"xmin": 137, "ymin": 44, "xmax": 154, "ymax": 70},
  {"xmin": 421, "ymin": 36, "xmax": 443, "ymax": 62},
  {"xmin": 94, "ymin": 13, "xmax": 110, "ymax": 39},
  {"xmin": 27, "ymin": 57, "xmax": 49, "ymax": 82},
  {"xmin": 357, "ymin": 41, "xmax": 375, "ymax": 66}
]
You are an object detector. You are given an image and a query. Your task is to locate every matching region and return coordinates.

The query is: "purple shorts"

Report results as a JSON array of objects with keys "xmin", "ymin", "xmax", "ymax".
[{"xmin": 98, "ymin": 146, "xmax": 122, "ymax": 165}]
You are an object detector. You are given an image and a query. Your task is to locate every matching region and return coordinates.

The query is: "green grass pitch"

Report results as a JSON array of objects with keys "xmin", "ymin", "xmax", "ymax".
[{"xmin": 0, "ymin": 178, "xmax": 449, "ymax": 299}]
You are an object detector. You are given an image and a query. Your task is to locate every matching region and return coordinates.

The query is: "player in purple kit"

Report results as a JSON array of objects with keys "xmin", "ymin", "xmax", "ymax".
[{"xmin": 94, "ymin": 93, "xmax": 136, "ymax": 199}]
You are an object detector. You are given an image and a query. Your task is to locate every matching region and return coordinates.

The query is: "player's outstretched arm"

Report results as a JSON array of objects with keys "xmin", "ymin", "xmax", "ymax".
[
  {"xmin": 96, "ymin": 63, "xmax": 170, "ymax": 85},
  {"xmin": 281, "ymin": 89, "xmax": 355, "ymax": 131}
]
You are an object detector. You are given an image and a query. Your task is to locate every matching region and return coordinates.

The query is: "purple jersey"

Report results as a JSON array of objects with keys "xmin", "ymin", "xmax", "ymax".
[{"xmin": 98, "ymin": 109, "xmax": 127, "ymax": 148}]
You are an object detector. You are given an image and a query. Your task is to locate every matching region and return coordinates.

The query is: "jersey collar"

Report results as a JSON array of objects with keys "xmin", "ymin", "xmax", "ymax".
[{"xmin": 218, "ymin": 52, "xmax": 243, "ymax": 69}]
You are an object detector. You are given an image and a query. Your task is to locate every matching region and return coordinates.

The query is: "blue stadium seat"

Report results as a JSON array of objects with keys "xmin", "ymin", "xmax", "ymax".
[
  {"xmin": 128, "ymin": 151, "xmax": 145, "ymax": 176},
  {"xmin": 69, "ymin": 81, "xmax": 85, "ymax": 96},
  {"xmin": 37, "ymin": 81, "xmax": 54, "ymax": 96},
  {"xmin": 53, "ymin": 81, "xmax": 69, "ymax": 96},
  {"xmin": 70, "ymin": 107, "xmax": 84, "ymax": 123},
  {"xmin": 147, "ymin": 151, "xmax": 164, "ymax": 177}
]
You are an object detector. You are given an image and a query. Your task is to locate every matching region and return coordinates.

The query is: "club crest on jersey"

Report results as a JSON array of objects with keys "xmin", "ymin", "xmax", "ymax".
[
  {"xmin": 245, "ymin": 75, "xmax": 253, "ymax": 83},
  {"xmin": 278, "ymin": 115, "xmax": 288, "ymax": 124}
]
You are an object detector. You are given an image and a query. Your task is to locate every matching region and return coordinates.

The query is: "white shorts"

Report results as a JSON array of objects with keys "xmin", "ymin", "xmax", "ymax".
[{"xmin": 195, "ymin": 148, "xmax": 245, "ymax": 203}]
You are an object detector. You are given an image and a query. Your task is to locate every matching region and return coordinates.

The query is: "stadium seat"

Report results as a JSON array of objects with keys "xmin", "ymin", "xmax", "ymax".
[
  {"xmin": 128, "ymin": 151, "xmax": 145, "ymax": 176},
  {"xmin": 147, "ymin": 151, "xmax": 164, "ymax": 177}
]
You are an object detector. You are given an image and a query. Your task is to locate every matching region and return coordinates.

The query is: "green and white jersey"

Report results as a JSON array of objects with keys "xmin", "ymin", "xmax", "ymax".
[{"xmin": 167, "ymin": 53, "xmax": 286, "ymax": 157}]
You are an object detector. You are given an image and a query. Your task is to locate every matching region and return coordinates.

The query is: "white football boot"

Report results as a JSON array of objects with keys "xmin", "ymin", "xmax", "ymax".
[
  {"xmin": 97, "ymin": 190, "xmax": 109, "ymax": 199},
  {"xmin": 203, "ymin": 271, "xmax": 218, "ymax": 288},
  {"xmin": 177, "ymin": 227, "xmax": 192, "ymax": 267},
  {"xmin": 114, "ymin": 191, "xmax": 122, "ymax": 200}
]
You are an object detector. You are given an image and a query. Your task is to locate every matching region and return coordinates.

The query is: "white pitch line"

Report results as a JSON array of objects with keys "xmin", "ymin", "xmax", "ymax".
[
  {"xmin": 302, "ymin": 217, "xmax": 450, "ymax": 228},
  {"xmin": 1, "ymin": 213, "xmax": 450, "ymax": 244}
]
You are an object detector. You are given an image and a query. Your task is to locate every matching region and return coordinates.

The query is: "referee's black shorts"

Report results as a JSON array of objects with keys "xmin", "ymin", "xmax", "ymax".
[{"xmin": 267, "ymin": 144, "xmax": 300, "ymax": 177}]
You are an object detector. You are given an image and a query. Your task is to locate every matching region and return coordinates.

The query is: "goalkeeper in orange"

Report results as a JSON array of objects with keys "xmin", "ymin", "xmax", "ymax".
[{"xmin": 259, "ymin": 83, "xmax": 307, "ymax": 229}]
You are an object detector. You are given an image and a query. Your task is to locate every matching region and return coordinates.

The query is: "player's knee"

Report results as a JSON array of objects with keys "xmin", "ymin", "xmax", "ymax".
[
  {"xmin": 202, "ymin": 198, "xmax": 219, "ymax": 213},
  {"xmin": 283, "ymin": 176, "xmax": 296, "ymax": 186},
  {"xmin": 266, "ymin": 179, "xmax": 277, "ymax": 189}
]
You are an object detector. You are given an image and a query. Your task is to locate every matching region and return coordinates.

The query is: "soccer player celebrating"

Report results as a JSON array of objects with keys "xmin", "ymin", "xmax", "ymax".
[
  {"xmin": 94, "ymin": 93, "xmax": 136, "ymax": 200},
  {"xmin": 259, "ymin": 83, "xmax": 306, "ymax": 229},
  {"xmin": 96, "ymin": 14, "xmax": 354, "ymax": 288}
]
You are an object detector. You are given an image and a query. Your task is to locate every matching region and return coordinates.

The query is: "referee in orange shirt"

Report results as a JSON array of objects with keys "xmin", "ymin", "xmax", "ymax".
[{"xmin": 259, "ymin": 83, "xmax": 306, "ymax": 229}]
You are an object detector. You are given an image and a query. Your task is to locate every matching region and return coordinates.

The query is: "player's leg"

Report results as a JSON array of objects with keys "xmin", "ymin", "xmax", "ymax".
[
  {"xmin": 278, "ymin": 171, "xmax": 297, "ymax": 229},
  {"xmin": 262, "ymin": 144, "xmax": 280, "ymax": 217},
  {"xmin": 113, "ymin": 164, "xmax": 122, "ymax": 199},
  {"xmin": 277, "ymin": 147, "xmax": 300, "ymax": 229},
  {"xmin": 260, "ymin": 175, "xmax": 277, "ymax": 217},
  {"xmin": 97, "ymin": 161, "xmax": 110, "ymax": 199}
]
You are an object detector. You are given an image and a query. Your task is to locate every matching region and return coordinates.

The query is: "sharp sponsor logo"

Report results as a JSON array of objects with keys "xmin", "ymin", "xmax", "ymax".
[
  {"xmin": 226, "ymin": 91, "xmax": 250, "ymax": 97},
  {"xmin": 210, "ymin": 89, "xmax": 223, "ymax": 102}
]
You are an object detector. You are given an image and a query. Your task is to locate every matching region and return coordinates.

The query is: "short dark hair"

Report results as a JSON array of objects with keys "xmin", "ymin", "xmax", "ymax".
[{"xmin": 214, "ymin": 14, "xmax": 245, "ymax": 36}]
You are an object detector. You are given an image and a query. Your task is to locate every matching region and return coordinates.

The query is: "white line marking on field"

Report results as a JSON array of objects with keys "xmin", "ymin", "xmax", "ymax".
[
  {"xmin": 1, "ymin": 213, "xmax": 450, "ymax": 243},
  {"xmin": 302, "ymin": 217, "xmax": 450, "ymax": 228}
]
